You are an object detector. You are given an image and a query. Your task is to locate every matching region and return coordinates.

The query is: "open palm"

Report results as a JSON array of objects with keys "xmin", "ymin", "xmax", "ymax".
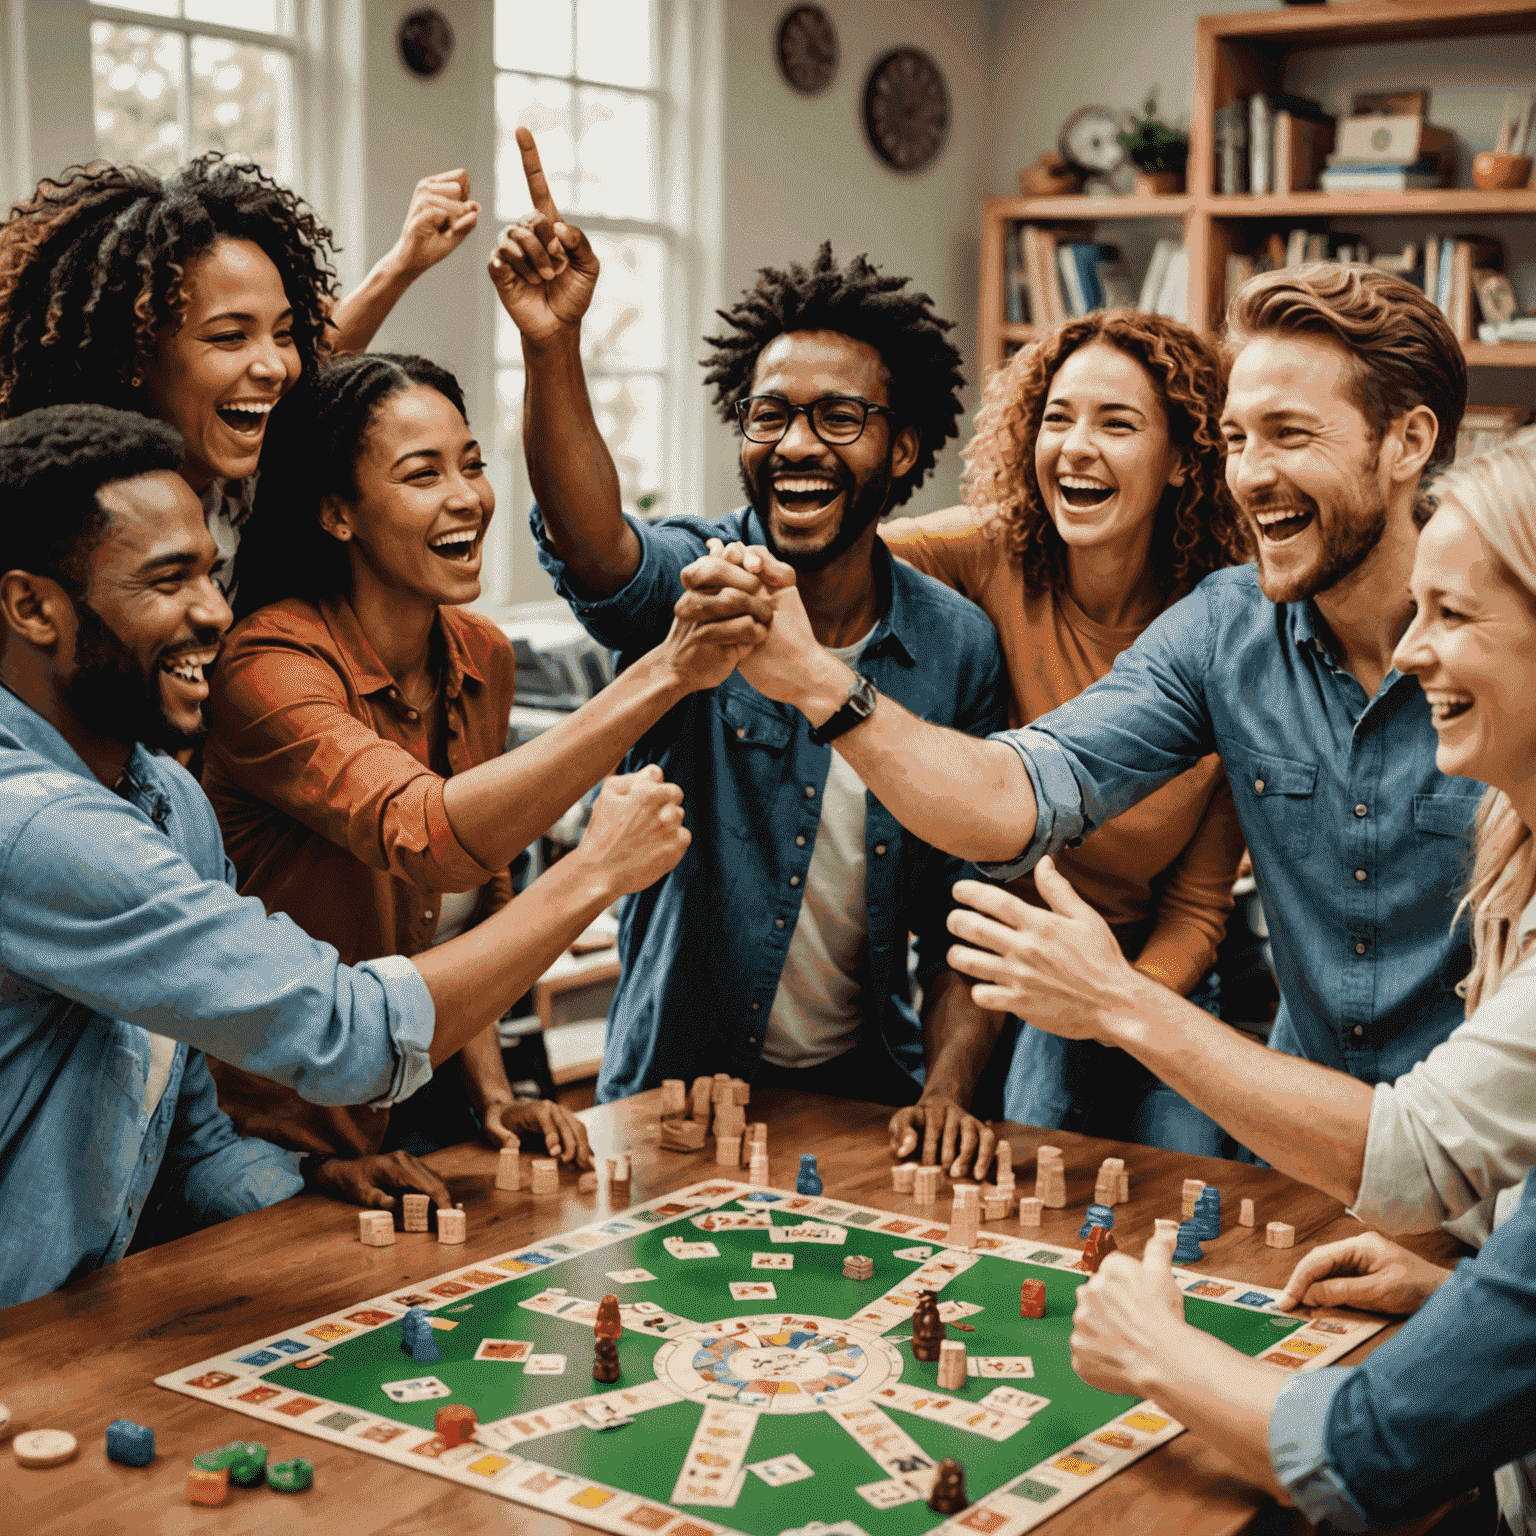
[{"xmin": 488, "ymin": 127, "xmax": 599, "ymax": 341}]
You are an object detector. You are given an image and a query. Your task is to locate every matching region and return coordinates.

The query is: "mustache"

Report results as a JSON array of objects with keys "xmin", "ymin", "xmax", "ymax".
[
  {"xmin": 156, "ymin": 630, "xmax": 224, "ymax": 665},
  {"xmin": 1240, "ymin": 486, "xmax": 1321, "ymax": 518}
]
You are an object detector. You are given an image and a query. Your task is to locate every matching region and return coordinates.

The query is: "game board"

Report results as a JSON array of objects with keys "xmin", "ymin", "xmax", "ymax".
[{"xmin": 159, "ymin": 1179, "xmax": 1384, "ymax": 1535}]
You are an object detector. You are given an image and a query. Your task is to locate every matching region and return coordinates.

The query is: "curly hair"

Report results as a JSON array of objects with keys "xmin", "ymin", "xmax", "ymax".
[
  {"xmin": 0, "ymin": 153, "xmax": 339, "ymax": 419},
  {"xmin": 962, "ymin": 311, "xmax": 1247, "ymax": 597},
  {"xmin": 701, "ymin": 241, "xmax": 964, "ymax": 510},
  {"xmin": 232, "ymin": 353, "xmax": 467, "ymax": 620}
]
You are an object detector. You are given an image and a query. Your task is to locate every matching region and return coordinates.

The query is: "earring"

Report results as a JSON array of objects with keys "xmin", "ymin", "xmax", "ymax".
[{"xmin": 337, "ymin": 529, "xmax": 351, "ymax": 540}]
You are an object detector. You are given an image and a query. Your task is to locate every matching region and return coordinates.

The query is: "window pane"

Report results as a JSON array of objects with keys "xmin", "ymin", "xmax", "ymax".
[
  {"xmin": 491, "ymin": 364, "xmax": 530, "ymax": 603},
  {"xmin": 190, "ymin": 36, "xmax": 292, "ymax": 177},
  {"xmin": 184, "ymin": 0, "xmax": 290, "ymax": 31},
  {"xmin": 575, "ymin": 86, "xmax": 656, "ymax": 218},
  {"xmin": 101, "ymin": 1, "xmax": 179, "ymax": 18},
  {"xmin": 495, "ymin": 0, "xmax": 572, "ymax": 76},
  {"xmin": 591, "ymin": 374, "xmax": 664, "ymax": 515},
  {"xmin": 496, "ymin": 74, "xmax": 574, "ymax": 218},
  {"xmin": 576, "ymin": 0, "xmax": 653, "ymax": 88},
  {"xmin": 92, "ymin": 22, "xmax": 186, "ymax": 174}
]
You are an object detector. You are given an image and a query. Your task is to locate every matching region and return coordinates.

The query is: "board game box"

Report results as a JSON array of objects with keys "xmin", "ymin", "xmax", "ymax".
[{"xmin": 159, "ymin": 1179, "xmax": 1383, "ymax": 1534}]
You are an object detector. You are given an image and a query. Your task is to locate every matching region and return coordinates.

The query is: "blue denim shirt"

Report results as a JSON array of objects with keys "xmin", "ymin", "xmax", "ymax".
[
  {"xmin": 533, "ymin": 505, "xmax": 1007, "ymax": 1103},
  {"xmin": 986, "ymin": 564, "xmax": 1479, "ymax": 1081},
  {"xmin": 0, "ymin": 688, "xmax": 435, "ymax": 1309},
  {"xmin": 1270, "ymin": 1175, "xmax": 1536, "ymax": 1530}
]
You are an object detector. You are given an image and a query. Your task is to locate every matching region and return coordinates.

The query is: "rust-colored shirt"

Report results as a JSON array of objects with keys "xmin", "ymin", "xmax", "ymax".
[
  {"xmin": 880, "ymin": 506, "xmax": 1243, "ymax": 995},
  {"xmin": 201, "ymin": 594, "xmax": 517, "ymax": 1156}
]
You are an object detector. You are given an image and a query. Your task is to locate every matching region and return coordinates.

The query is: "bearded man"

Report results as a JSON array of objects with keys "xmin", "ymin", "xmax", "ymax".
[{"xmin": 492, "ymin": 136, "xmax": 1006, "ymax": 1159}]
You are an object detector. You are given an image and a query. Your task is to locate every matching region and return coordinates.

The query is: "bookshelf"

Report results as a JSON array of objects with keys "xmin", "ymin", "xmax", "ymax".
[{"xmin": 978, "ymin": 0, "xmax": 1536, "ymax": 377}]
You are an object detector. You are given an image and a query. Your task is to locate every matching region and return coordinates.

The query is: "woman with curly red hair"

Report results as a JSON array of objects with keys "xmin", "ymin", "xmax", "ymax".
[{"xmin": 882, "ymin": 310, "xmax": 1250, "ymax": 1151}]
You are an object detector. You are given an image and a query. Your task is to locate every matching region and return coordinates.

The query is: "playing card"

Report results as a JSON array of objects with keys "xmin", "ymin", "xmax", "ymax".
[
  {"xmin": 523, "ymin": 1354, "xmax": 567, "ymax": 1375},
  {"xmin": 937, "ymin": 1299, "xmax": 984, "ymax": 1323},
  {"xmin": 581, "ymin": 1400, "xmax": 634, "ymax": 1430},
  {"xmin": 473, "ymin": 1338, "xmax": 532, "ymax": 1363},
  {"xmin": 978, "ymin": 1385, "xmax": 1051, "ymax": 1418},
  {"xmin": 672, "ymin": 1402, "xmax": 758, "ymax": 1507},
  {"xmin": 662, "ymin": 1237, "xmax": 720, "ymax": 1260},
  {"xmin": 606, "ymin": 1268, "xmax": 657, "ymax": 1284},
  {"xmin": 855, "ymin": 1478, "xmax": 921, "ymax": 1510},
  {"xmin": 892, "ymin": 1245, "xmax": 934, "ymax": 1261},
  {"xmin": 381, "ymin": 1376, "xmax": 450, "ymax": 1403},
  {"xmin": 691, "ymin": 1209, "xmax": 771, "ymax": 1231},
  {"xmin": 728, "ymin": 1280, "xmax": 777, "ymax": 1302},
  {"xmin": 974, "ymin": 1355, "xmax": 1034, "ymax": 1378},
  {"xmin": 746, "ymin": 1452, "xmax": 814, "ymax": 1488},
  {"xmin": 751, "ymin": 1251, "xmax": 793, "ymax": 1269}
]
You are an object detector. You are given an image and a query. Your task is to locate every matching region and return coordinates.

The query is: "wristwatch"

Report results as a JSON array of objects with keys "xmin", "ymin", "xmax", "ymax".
[{"xmin": 807, "ymin": 673, "xmax": 879, "ymax": 746}]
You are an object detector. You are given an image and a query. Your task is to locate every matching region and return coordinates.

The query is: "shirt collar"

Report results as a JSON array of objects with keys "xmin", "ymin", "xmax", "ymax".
[{"xmin": 316, "ymin": 594, "xmax": 485, "ymax": 700}]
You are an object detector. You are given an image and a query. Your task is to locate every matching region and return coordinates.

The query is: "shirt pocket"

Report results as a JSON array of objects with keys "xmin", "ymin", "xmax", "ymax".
[
  {"xmin": 1413, "ymin": 792, "xmax": 1478, "ymax": 841},
  {"xmin": 716, "ymin": 681, "xmax": 794, "ymax": 753},
  {"xmin": 715, "ymin": 680, "xmax": 795, "ymax": 841},
  {"xmin": 1225, "ymin": 740, "xmax": 1319, "ymax": 862}
]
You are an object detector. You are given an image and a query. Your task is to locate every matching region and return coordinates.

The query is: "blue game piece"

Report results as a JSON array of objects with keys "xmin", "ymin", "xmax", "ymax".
[
  {"xmin": 1173, "ymin": 1220, "xmax": 1204, "ymax": 1264},
  {"xmin": 1192, "ymin": 1187, "xmax": 1222, "ymax": 1241},
  {"xmin": 1077, "ymin": 1203, "xmax": 1115, "ymax": 1240},
  {"xmin": 796, "ymin": 1154, "xmax": 822, "ymax": 1196},
  {"xmin": 400, "ymin": 1307, "xmax": 440, "ymax": 1364},
  {"xmin": 106, "ymin": 1419, "xmax": 156, "ymax": 1467}
]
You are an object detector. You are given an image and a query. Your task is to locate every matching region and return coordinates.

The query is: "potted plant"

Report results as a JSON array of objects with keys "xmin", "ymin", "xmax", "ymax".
[{"xmin": 1119, "ymin": 92, "xmax": 1189, "ymax": 195}]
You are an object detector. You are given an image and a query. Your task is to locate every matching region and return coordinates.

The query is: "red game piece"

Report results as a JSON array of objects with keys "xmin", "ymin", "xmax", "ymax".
[
  {"xmin": 1019, "ymin": 1279, "xmax": 1046, "ymax": 1319},
  {"xmin": 1081, "ymin": 1226, "xmax": 1117, "ymax": 1274},
  {"xmin": 187, "ymin": 1466, "xmax": 229, "ymax": 1505},
  {"xmin": 595, "ymin": 1293, "xmax": 623, "ymax": 1342},
  {"xmin": 434, "ymin": 1404, "xmax": 477, "ymax": 1447}
]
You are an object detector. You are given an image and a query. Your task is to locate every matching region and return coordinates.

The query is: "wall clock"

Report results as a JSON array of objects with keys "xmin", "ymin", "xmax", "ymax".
[
  {"xmin": 863, "ymin": 47, "xmax": 949, "ymax": 174},
  {"xmin": 397, "ymin": 8, "xmax": 454, "ymax": 79},
  {"xmin": 775, "ymin": 5, "xmax": 838, "ymax": 96},
  {"xmin": 1057, "ymin": 105, "xmax": 1125, "ymax": 179}
]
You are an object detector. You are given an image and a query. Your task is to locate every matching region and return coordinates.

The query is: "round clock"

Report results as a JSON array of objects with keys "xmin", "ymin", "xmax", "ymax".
[
  {"xmin": 397, "ymin": 8, "xmax": 454, "ymax": 79},
  {"xmin": 775, "ymin": 5, "xmax": 838, "ymax": 96},
  {"xmin": 863, "ymin": 48, "xmax": 949, "ymax": 175},
  {"xmin": 1058, "ymin": 105, "xmax": 1125, "ymax": 177}
]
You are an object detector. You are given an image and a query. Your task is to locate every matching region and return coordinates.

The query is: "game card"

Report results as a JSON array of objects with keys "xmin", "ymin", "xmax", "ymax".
[
  {"xmin": 828, "ymin": 1402, "xmax": 935, "ymax": 1493},
  {"xmin": 523, "ymin": 1354, "xmax": 567, "ymax": 1375},
  {"xmin": 606, "ymin": 1268, "xmax": 657, "ymax": 1284},
  {"xmin": 473, "ymin": 1338, "xmax": 533, "ymax": 1363},
  {"xmin": 892, "ymin": 1245, "xmax": 934, "ymax": 1261},
  {"xmin": 751, "ymin": 1251, "xmax": 793, "ymax": 1269},
  {"xmin": 691, "ymin": 1209, "xmax": 771, "ymax": 1231},
  {"xmin": 978, "ymin": 1385, "xmax": 1051, "ymax": 1418},
  {"xmin": 662, "ymin": 1237, "xmax": 720, "ymax": 1260},
  {"xmin": 856, "ymin": 1477, "xmax": 922, "ymax": 1510},
  {"xmin": 381, "ymin": 1376, "xmax": 451, "ymax": 1403},
  {"xmin": 972, "ymin": 1355, "xmax": 1035, "ymax": 1378},
  {"xmin": 672, "ymin": 1401, "xmax": 758, "ymax": 1507},
  {"xmin": 728, "ymin": 1280, "xmax": 777, "ymax": 1302},
  {"xmin": 425, "ymin": 1316, "xmax": 458, "ymax": 1330},
  {"xmin": 747, "ymin": 1452, "xmax": 815, "ymax": 1488},
  {"xmin": 937, "ymin": 1299, "xmax": 984, "ymax": 1323}
]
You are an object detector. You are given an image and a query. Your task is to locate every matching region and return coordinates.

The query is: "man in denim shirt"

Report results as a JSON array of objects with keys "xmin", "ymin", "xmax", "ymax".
[
  {"xmin": 0, "ymin": 407, "xmax": 698, "ymax": 1308},
  {"xmin": 492, "ymin": 136, "xmax": 1006, "ymax": 1164}
]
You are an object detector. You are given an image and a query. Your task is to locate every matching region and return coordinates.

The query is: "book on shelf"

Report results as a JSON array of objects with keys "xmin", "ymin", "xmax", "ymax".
[
  {"xmin": 1457, "ymin": 404, "xmax": 1532, "ymax": 462},
  {"xmin": 1274, "ymin": 110, "xmax": 1335, "ymax": 195},
  {"xmin": 1249, "ymin": 92, "xmax": 1329, "ymax": 196},
  {"xmin": 1479, "ymin": 318, "xmax": 1536, "ymax": 344},
  {"xmin": 1004, "ymin": 222, "xmax": 1029, "ymax": 324},
  {"xmin": 1011, "ymin": 227, "xmax": 1137, "ymax": 328},
  {"xmin": 1214, "ymin": 99, "xmax": 1248, "ymax": 194},
  {"xmin": 1137, "ymin": 238, "xmax": 1184, "ymax": 316},
  {"xmin": 1318, "ymin": 155, "xmax": 1449, "ymax": 193}
]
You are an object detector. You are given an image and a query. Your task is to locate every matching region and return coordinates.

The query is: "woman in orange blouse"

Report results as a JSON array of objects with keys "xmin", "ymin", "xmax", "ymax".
[{"xmin": 881, "ymin": 311, "xmax": 1250, "ymax": 1152}]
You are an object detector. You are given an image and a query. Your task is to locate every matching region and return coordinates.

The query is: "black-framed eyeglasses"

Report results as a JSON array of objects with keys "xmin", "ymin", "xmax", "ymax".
[{"xmin": 734, "ymin": 394, "xmax": 897, "ymax": 446}]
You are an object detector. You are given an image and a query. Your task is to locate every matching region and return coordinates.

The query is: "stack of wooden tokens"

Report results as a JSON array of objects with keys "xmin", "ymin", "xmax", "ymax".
[
  {"xmin": 530, "ymin": 1158, "xmax": 559, "ymax": 1195},
  {"xmin": 659, "ymin": 1079, "xmax": 687, "ymax": 1116},
  {"xmin": 948, "ymin": 1185, "xmax": 979, "ymax": 1251},
  {"xmin": 1035, "ymin": 1146, "xmax": 1066, "ymax": 1208},
  {"xmin": 495, "ymin": 1147, "xmax": 522, "ymax": 1190},
  {"xmin": 748, "ymin": 1128, "xmax": 770, "ymax": 1186},
  {"xmin": 995, "ymin": 1140, "xmax": 1016, "ymax": 1201},
  {"xmin": 913, "ymin": 1166, "xmax": 941, "ymax": 1204},
  {"xmin": 842, "ymin": 1253, "xmax": 874, "ymax": 1281},
  {"xmin": 891, "ymin": 1162, "xmax": 918, "ymax": 1193},
  {"xmin": 1017, "ymin": 1196, "xmax": 1044, "ymax": 1228}
]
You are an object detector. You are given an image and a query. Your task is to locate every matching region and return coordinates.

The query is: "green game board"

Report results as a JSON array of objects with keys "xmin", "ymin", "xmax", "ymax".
[{"xmin": 159, "ymin": 1178, "xmax": 1382, "ymax": 1535}]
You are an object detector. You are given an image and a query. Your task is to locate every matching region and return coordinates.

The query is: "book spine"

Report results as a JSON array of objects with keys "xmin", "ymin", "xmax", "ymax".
[{"xmin": 1249, "ymin": 96, "xmax": 1272, "ymax": 196}]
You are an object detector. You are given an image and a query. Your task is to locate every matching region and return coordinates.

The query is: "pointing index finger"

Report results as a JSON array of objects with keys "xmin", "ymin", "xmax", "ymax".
[{"xmin": 515, "ymin": 126, "xmax": 561, "ymax": 220}]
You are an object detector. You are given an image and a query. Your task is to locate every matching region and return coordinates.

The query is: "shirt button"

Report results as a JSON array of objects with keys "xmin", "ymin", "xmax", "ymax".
[
  {"xmin": 736, "ymin": 727, "xmax": 747, "ymax": 739},
  {"xmin": 750, "ymin": 1002, "xmax": 760, "ymax": 1013},
  {"xmin": 1355, "ymin": 803, "xmax": 1368, "ymax": 818},
  {"xmin": 804, "ymin": 785, "xmax": 816, "ymax": 798},
  {"xmin": 408, "ymin": 709, "xmax": 419, "ymax": 721},
  {"xmin": 874, "ymin": 844, "xmax": 887, "ymax": 856},
  {"xmin": 1355, "ymin": 941, "xmax": 1366, "ymax": 955},
  {"xmin": 795, "ymin": 835, "xmax": 806, "ymax": 847},
  {"xmin": 1354, "ymin": 869, "xmax": 1368, "ymax": 882},
  {"xmin": 775, "ymin": 918, "xmax": 785, "ymax": 928},
  {"xmin": 1353, "ymin": 1025, "xmax": 1365, "ymax": 1037},
  {"xmin": 424, "ymin": 910, "xmax": 434, "ymax": 921},
  {"xmin": 1254, "ymin": 778, "xmax": 1265, "ymax": 794},
  {"xmin": 389, "ymin": 688, "xmax": 399, "ymax": 698},
  {"xmin": 789, "ymin": 875, "xmax": 801, "ymax": 887},
  {"xmin": 747, "ymin": 1035, "xmax": 757, "ymax": 1045}
]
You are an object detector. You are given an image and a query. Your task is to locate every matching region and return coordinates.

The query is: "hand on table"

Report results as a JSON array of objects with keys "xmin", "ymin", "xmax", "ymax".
[
  {"xmin": 946, "ymin": 857, "xmax": 1136, "ymax": 1041},
  {"xmin": 1070, "ymin": 1225, "xmax": 1188, "ymax": 1397},
  {"xmin": 312, "ymin": 1150, "xmax": 453, "ymax": 1212},
  {"xmin": 889, "ymin": 1097, "xmax": 996, "ymax": 1181},
  {"xmin": 483, "ymin": 1098, "xmax": 595, "ymax": 1169},
  {"xmin": 573, "ymin": 765, "xmax": 691, "ymax": 895},
  {"xmin": 489, "ymin": 127, "xmax": 599, "ymax": 342},
  {"xmin": 1276, "ymin": 1231, "xmax": 1453, "ymax": 1315},
  {"xmin": 390, "ymin": 169, "xmax": 480, "ymax": 278}
]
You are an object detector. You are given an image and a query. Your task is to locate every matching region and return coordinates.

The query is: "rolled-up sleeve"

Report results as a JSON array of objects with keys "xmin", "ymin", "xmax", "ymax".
[
  {"xmin": 1269, "ymin": 1370, "xmax": 1371, "ymax": 1532},
  {"xmin": 0, "ymin": 793, "xmax": 435, "ymax": 1107}
]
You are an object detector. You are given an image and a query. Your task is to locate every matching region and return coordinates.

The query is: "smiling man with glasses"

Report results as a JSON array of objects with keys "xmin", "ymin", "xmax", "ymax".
[{"xmin": 489, "ymin": 132, "xmax": 1009, "ymax": 1173}]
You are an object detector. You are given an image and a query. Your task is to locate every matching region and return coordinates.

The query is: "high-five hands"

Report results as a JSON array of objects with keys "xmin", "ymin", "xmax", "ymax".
[{"xmin": 489, "ymin": 127, "xmax": 599, "ymax": 340}]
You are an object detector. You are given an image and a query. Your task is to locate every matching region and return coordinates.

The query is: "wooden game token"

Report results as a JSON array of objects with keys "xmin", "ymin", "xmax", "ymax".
[
  {"xmin": 435, "ymin": 1404, "xmax": 477, "ymax": 1447},
  {"xmin": 578, "ymin": 1171, "xmax": 599, "ymax": 1193},
  {"xmin": 530, "ymin": 1158, "xmax": 559, "ymax": 1194},
  {"xmin": 187, "ymin": 1466, "xmax": 228, "ymax": 1505},
  {"xmin": 436, "ymin": 1207, "xmax": 466, "ymax": 1244},
  {"xmin": 358, "ymin": 1209, "xmax": 394, "ymax": 1246},
  {"xmin": 496, "ymin": 1147, "xmax": 522, "ymax": 1191},
  {"xmin": 15, "ymin": 1428, "xmax": 77, "ymax": 1468},
  {"xmin": 401, "ymin": 1193, "xmax": 430, "ymax": 1232}
]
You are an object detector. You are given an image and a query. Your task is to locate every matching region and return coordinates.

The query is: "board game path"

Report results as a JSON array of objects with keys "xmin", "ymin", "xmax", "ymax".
[{"xmin": 0, "ymin": 1087, "xmax": 1468, "ymax": 1535}]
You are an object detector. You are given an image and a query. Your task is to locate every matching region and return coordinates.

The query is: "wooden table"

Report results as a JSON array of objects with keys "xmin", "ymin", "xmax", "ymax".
[{"xmin": 0, "ymin": 1089, "xmax": 1465, "ymax": 1535}]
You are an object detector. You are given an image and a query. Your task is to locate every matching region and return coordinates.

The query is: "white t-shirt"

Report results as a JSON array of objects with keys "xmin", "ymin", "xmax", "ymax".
[
  {"xmin": 762, "ymin": 627, "xmax": 876, "ymax": 1070},
  {"xmin": 141, "ymin": 1033, "xmax": 178, "ymax": 1122},
  {"xmin": 432, "ymin": 887, "xmax": 483, "ymax": 946}
]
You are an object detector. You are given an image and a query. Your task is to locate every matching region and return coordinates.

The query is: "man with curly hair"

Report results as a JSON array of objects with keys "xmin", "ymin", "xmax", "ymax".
[
  {"xmin": 0, "ymin": 154, "xmax": 478, "ymax": 594},
  {"xmin": 489, "ymin": 131, "xmax": 1007, "ymax": 1168}
]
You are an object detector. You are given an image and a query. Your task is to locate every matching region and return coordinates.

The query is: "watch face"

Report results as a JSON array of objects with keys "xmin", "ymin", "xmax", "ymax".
[{"xmin": 1059, "ymin": 107, "xmax": 1124, "ymax": 175}]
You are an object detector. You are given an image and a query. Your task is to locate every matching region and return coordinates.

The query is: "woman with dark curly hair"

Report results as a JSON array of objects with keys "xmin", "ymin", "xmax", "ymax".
[
  {"xmin": 0, "ymin": 153, "xmax": 478, "ymax": 597},
  {"xmin": 881, "ymin": 310, "xmax": 1251, "ymax": 1152}
]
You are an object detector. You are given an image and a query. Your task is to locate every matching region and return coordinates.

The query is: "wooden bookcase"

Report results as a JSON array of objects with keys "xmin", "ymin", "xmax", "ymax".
[{"xmin": 978, "ymin": 0, "xmax": 1536, "ymax": 377}]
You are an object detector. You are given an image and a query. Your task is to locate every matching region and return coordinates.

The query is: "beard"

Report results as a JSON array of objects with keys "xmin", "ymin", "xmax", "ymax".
[
  {"xmin": 739, "ymin": 453, "xmax": 896, "ymax": 574},
  {"xmin": 64, "ymin": 600, "xmax": 207, "ymax": 754},
  {"xmin": 1246, "ymin": 459, "xmax": 1390, "ymax": 605}
]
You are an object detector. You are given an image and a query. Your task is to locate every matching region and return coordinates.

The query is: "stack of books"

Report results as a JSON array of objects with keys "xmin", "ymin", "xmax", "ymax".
[
  {"xmin": 1319, "ymin": 114, "xmax": 1453, "ymax": 193},
  {"xmin": 1005, "ymin": 224, "xmax": 1139, "ymax": 327},
  {"xmin": 1217, "ymin": 93, "xmax": 1333, "ymax": 195}
]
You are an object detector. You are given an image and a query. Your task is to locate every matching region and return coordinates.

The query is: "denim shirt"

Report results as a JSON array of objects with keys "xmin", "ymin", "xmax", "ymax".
[
  {"xmin": 985, "ymin": 564, "xmax": 1479, "ymax": 1081},
  {"xmin": 0, "ymin": 688, "xmax": 435, "ymax": 1309},
  {"xmin": 533, "ymin": 505, "xmax": 1007, "ymax": 1103},
  {"xmin": 1270, "ymin": 1174, "xmax": 1536, "ymax": 1532}
]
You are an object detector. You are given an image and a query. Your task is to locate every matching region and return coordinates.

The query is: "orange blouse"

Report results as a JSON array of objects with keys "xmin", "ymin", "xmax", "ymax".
[{"xmin": 881, "ymin": 505, "xmax": 1244, "ymax": 995}]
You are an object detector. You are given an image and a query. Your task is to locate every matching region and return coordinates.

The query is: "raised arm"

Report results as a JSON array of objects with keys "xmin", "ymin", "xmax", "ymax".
[{"xmin": 489, "ymin": 128, "xmax": 637, "ymax": 595}]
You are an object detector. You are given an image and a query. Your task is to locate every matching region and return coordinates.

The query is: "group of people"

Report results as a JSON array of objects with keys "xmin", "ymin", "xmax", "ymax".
[{"xmin": 2, "ymin": 122, "xmax": 1535, "ymax": 1529}]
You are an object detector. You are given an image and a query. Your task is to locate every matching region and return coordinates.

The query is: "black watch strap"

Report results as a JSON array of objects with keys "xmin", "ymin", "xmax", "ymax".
[{"xmin": 807, "ymin": 673, "xmax": 879, "ymax": 747}]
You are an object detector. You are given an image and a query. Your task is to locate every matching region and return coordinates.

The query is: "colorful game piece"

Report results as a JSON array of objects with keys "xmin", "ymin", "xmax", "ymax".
[
  {"xmin": 659, "ymin": 1078, "xmax": 687, "ymax": 1116},
  {"xmin": 595, "ymin": 1293, "xmax": 624, "ymax": 1341},
  {"xmin": 659, "ymin": 1117, "xmax": 706, "ymax": 1151},
  {"xmin": 1192, "ymin": 1186, "xmax": 1221, "ymax": 1240},
  {"xmin": 1018, "ymin": 1196, "xmax": 1043, "ymax": 1228},
  {"xmin": 936, "ymin": 1339, "xmax": 967, "ymax": 1390},
  {"xmin": 911, "ymin": 1288, "xmax": 945, "ymax": 1361},
  {"xmin": 1240, "ymin": 1197, "xmax": 1256, "ymax": 1227},
  {"xmin": 578, "ymin": 1170, "xmax": 599, "ymax": 1193},
  {"xmin": 1173, "ymin": 1220, "xmax": 1205, "ymax": 1264},
  {"xmin": 400, "ymin": 1307, "xmax": 441, "ymax": 1364},
  {"xmin": 227, "ymin": 1442, "xmax": 268, "ymax": 1487},
  {"xmin": 1078, "ymin": 1203, "xmax": 1114, "ymax": 1239},
  {"xmin": 795, "ymin": 1154, "xmax": 822, "ymax": 1196},
  {"xmin": 495, "ymin": 1148, "xmax": 522, "ymax": 1191},
  {"xmin": 358, "ymin": 1209, "xmax": 394, "ymax": 1247},
  {"xmin": 192, "ymin": 1441, "xmax": 241, "ymax": 1472},
  {"xmin": 437, "ymin": 1206, "xmax": 466, "ymax": 1244},
  {"xmin": 435, "ymin": 1404, "xmax": 477, "ymax": 1447},
  {"xmin": 892, "ymin": 1162, "xmax": 917, "ymax": 1193},
  {"xmin": 913, "ymin": 1165, "xmax": 940, "ymax": 1203},
  {"xmin": 401, "ymin": 1192, "xmax": 430, "ymax": 1232},
  {"xmin": 187, "ymin": 1466, "xmax": 228, "ymax": 1505},
  {"xmin": 1081, "ymin": 1225, "xmax": 1117, "ymax": 1273},
  {"xmin": 1181, "ymin": 1178, "xmax": 1205, "ymax": 1220},
  {"xmin": 1019, "ymin": 1278, "xmax": 1046, "ymax": 1318},
  {"xmin": 529, "ymin": 1158, "xmax": 559, "ymax": 1194},
  {"xmin": 1266, "ymin": 1221, "xmax": 1296, "ymax": 1249},
  {"xmin": 716, "ymin": 1133, "xmax": 742, "ymax": 1166},
  {"xmin": 266, "ymin": 1457, "xmax": 313, "ymax": 1493},
  {"xmin": 593, "ymin": 1336, "xmax": 621, "ymax": 1383},
  {"xmin": 105, "ymin": 1419, "xmax": 155, "ymax": 1467},
  {"xmin": 14, "ymin": 1428, "xmax": 77, "ymax": 1468},
  {"xmin": 928, "ymin": 1457, "xmax": 969, "ymax": 1514}
]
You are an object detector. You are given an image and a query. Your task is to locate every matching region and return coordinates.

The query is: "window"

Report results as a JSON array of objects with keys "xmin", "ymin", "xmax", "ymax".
[
  {"xmin": 491, "ymin": 0, "xmax": 697, "ymax": 607},
  {"xmin": 90, "ymin": 2, "xmax": 298, "ymax": 180}
]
